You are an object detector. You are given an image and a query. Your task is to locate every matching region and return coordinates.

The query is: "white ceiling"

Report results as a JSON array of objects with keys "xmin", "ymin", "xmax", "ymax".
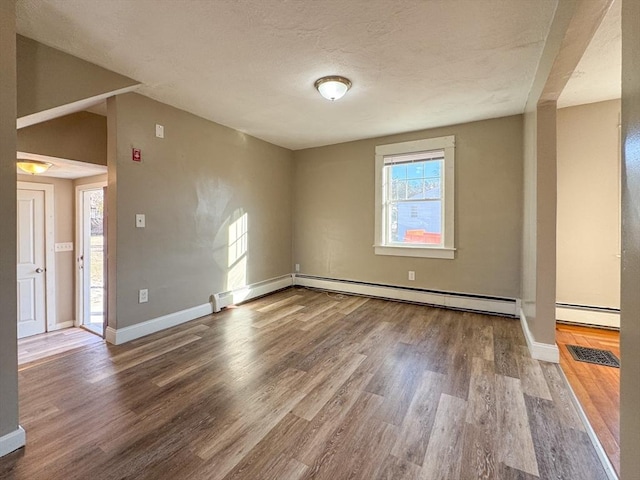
[
  {"xmin": 558, "ymin": 0, "xmax": 621, "ymax": 108},
  {"xmin": 16, "ymin": 0, "xmax": 564, "ymax": 150},
  {"xmin": 17, "ymin": 152, "xmax": 107, "ymax": 179}
]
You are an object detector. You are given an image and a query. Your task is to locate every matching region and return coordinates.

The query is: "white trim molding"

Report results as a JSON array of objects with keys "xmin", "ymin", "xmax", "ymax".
[
  {"xmin": 374, "ymin": 135, "xmax": 456, "ymax": 260},
  {"xmin": 373, "ymin": 245, "xmax": 455, "ymax": 259},
  {"xmin": 213, "ymin": 274, "xmax": 294, "ymax": 312},
  {"xmin": 556, "ymin": 304, "xmax": 620, "ymax": 329},
  {"xmin": 106, "ymin": 274, "xmax": 294, "ymax": 345},
  {"xmin": 106, "ymin": 303, "xmax": 213, "ymax": 345},
  {"xmin": 0, "ymin": 426, "xmax": 26, "ymax": 457},
  {"xmin": 519, "ymin": 308, "xmax": 560, "ymax": 363},
  {"xmin": 17, "ymin": 85, "xmax": 139, "ymax": 129},
  {"xmin": 294, "ymin": 275, "xmax": 517, "ymax": 317}
]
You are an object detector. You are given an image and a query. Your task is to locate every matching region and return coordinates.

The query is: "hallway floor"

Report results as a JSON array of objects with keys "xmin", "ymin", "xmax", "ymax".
[{"xmin": 556, "ymin": 323, "xmax": 620, "ymax": 476}]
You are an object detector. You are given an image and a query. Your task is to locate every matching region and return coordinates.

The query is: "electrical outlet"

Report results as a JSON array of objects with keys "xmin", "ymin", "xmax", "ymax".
[
  {"xmin": 295, "ymin": 263, "xmax": 300, "ymax": 273},
  {"xmin": 138, "ymin": 289, "xmax": 148, "ymax": 303},
  {"xmin": 408, "ymin": 271, "xmax": 415, "ymax": 281}
]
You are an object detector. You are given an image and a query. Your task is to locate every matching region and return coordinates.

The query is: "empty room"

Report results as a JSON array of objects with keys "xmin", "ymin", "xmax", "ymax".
[{"xmin": 0, "ymin": 1, "xmax": 639, "ymax": 480}]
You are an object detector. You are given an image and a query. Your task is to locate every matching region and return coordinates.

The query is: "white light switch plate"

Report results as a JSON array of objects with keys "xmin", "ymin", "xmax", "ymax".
[
  {"xmin": 55, "ymin": 242, "xmax": 74, "ymax": 252},
  {"xmin": 155, "ymin": 124, "xmax": 164, "ymax": 138},
  {"xmin": 136, "ymin": 214, "xmax": 146, "ymax": 228}
]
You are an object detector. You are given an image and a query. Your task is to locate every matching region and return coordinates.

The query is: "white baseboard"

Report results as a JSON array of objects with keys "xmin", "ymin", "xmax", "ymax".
[
  {"xmin": 106, "ymin": 303, "xmax": 213, "ymax": 345},
  {"xmin": 106, "ymin": 275, "xmax": 294, "ymax": 345},
  {"xmin": 556, "ymin": 305, "xmax": 620, "ymax": 329},
  {"xmin": 293, "ymin": 275, "xmax": 517, "ymax": 317},
  {"xmin": 48, "ymin": 321, "xmax": 74, "ymax": 332},
  {"xmin": 213, "ymin": 275, "xmax": 294, "ymax": 312},
  {"xmin": 557, "ymin": 367, "xmax": 619, "ymax": 480},
  {"xmin": 519, "ymin": 308, "xmax": 560, "ymax": 363},
  {"xmin": 0, "ymin": 426, "xmax": 25, "ymax": 457}
]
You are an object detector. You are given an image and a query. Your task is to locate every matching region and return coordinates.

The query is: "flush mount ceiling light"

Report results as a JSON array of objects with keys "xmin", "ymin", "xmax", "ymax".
[
  {"xmin": 17, "ymin": 159, "xmax": 52, "ymax": 175},
  {"xmin": 314, "ymin": 75, "xmax": 352, "ymax": 101}
]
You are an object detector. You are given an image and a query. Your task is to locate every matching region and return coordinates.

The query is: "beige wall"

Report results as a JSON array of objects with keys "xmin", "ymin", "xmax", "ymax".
[
  {"xmin": 17, "ymin": 175, "xmax": 75, "ymax": 327},
  {"xmin": 557, "ymin": 99, "xmax": 621, "ymax": 309},
  {"xmin": 293, "ymin": 115, "xmax": 523, "ymax": 299},
  {"xmin": 0, "ymin": 0, "xmax": 20, "ymax": 441},
  {"xmin": 18, "ymin": 111, "xmax": 107, "ymax": 165},
  {"xmin": 109, "ymin": 93, "xmax": 293, "ymax": 329},
  {"xmin": 621, "ymin": 0, "xmax": 640, "ymax": 474},
  {"xmin": 17, "ymin": 35, "xmax": 138, "ymax": 121}
]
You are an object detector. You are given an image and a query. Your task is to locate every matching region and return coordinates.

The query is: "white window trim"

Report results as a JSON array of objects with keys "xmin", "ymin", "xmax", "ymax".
[{"xmin": 374, "ymin": 135, "xmax": 455, "ymax": 259}]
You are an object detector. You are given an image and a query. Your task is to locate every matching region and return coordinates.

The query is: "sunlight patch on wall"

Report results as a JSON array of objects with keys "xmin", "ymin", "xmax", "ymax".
[{"xmin": 226, "ymin": 211, "xmax": 248, "ymax": 295}]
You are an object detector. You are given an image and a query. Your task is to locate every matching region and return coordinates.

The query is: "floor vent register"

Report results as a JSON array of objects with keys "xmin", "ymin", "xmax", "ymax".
[{"xmin": 566, "ymin": 345, "xmax": 620, "ymax": 368}]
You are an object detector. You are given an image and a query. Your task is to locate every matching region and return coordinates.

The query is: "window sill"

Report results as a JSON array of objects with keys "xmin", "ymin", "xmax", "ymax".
[{"xmin": 374, "ymin": 245, "xmax": 456, "ymax": 259}]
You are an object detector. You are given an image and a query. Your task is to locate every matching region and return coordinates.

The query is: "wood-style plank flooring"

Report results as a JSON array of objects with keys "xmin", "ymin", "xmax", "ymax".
[
  {"xmin": 556, "ymin": 323, "xmax": 620, "ymax": 475},
  {"xmin": 1, "ymin": 288, "xmax": 608, "ymax": 479},
  {"xmin": 17, "ymin": 327, "xmax": 103, "ymax": 368}
]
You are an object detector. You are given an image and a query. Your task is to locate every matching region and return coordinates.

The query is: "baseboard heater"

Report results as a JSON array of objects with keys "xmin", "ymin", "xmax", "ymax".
[
  {"xmin": 212, "ymin": 274, "xmax": 294, "ymax": 312},
  {"xmin": 293, "ymin": 274, "xmax": 518, "ymax": 317},
  {"xmin": 556, "ymin": 302, "xmax": 620, "ymax": 329}
]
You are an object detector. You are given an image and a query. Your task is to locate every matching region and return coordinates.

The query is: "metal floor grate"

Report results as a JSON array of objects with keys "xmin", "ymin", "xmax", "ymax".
[{"xmin": 566, "ymin": 345, "xmax": 620, "ymax": 368}]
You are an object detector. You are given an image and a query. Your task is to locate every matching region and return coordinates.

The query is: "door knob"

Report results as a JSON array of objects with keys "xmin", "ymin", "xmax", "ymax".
[{"xmin": 35, "ymin": 268, "xmax": 44, "ymax": 273}]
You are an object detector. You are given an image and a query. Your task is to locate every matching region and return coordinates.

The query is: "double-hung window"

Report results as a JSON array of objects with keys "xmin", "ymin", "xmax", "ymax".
[{"xmin": 374, "ymin": 135, "xmax": 455, "ymax": 259}]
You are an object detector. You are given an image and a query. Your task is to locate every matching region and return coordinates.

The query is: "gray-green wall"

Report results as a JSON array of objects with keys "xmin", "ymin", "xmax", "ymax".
[
  {"xmin": 18, "ymin": 111, "xmax": 107, "ymax": 165},
  {"xmin": 17, "ymin": 35, "xmax": 137, "ymax": 121},
  {"xmin": 293, "ymin": 115, "xmax": 523, "ymax": 299},
  {"xmin": 109, "ymin": 93, "xmax": 294, "ymax": 329},
  {"xmin": 0, "ymin": 0, "xmax": 20, "ymax": 443}
]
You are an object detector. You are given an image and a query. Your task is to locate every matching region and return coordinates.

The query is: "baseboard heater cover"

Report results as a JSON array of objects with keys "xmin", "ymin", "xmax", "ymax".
[
  {"xmin": 293, "ymin": 274, "xmax": 518, "ymax": 317},
  {"xmin": 213, "ymin": 274, "xmax": 294, "ymax": 312},
  {"xmin": 556, "ymin": 303, "xmax": 620, "ymax": 329}
]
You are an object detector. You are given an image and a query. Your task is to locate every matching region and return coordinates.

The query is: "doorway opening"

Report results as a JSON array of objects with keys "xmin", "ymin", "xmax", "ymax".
[{"xmin": 76, "ymin": 183, "xmax": 107, "ymax": 336}]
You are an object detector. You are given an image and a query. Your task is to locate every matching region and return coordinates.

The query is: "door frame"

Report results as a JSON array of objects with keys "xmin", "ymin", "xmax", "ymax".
[
  {"xmin": 17, "ymin": 181, "xmax": 57, "ymax": 331},
  {"xmin": 75, "ymin": 181, "xmax": 107, "ymax": 330}
]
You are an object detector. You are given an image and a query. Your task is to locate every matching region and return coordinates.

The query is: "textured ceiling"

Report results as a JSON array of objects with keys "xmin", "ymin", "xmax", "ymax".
[
  {"xmin": 558, "ymin": 0, "xmax": 620, "ymax": 108},
  {"xmin": 17, "ymin": 0, "xmax": 559, "ymax": 150}
]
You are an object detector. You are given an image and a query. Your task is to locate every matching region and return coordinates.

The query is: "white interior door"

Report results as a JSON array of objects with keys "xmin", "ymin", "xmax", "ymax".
[{"xmin": 17, "ymin": 188, "xmax": 46, "ymax": 338}]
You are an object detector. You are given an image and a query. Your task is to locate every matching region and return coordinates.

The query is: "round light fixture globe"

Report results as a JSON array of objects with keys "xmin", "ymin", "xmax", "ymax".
[
  {"xmin": 17, "ymin": 159, "xmax": 52, "ymax": 175},
  {"xmin": 314, "ymin": 76, "xmax": 352, "ymax": 101}
]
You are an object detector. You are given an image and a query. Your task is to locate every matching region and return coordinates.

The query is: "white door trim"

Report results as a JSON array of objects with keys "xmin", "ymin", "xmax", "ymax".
[
  {"xmin": 75, "ymin": 181, "xmax": 107, "ymax": 328},
  {"xmin": 17, "ymin": 181, "xmax": 56, "ymax": 331}
]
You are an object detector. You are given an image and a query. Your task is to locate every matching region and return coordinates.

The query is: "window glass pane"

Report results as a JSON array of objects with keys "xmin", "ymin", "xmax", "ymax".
[
  {"xmin": 389, "ymin": 203, "xmax": 399, "ymax": 242},
  {"xmin": 391, "ymin": 164, "xmax": 406, "ymax": 180},
  {"xmin": 424, "ymin": 178, "xmax": 441, "ymax": 199},
  {"xmin": 391, "ymin": 178, "xmax": 407, "ymax": 200},
  {"xmin": 393, "ymin": 200, "xmax": 442, "ymax": 245},
  {"xmin": 407, "ymin": 179, "xmax": 424, "ymax": 199},
  {"xmin": 406, "ymin": 163, "xmax": 424, "ymax": 179},
  {"xmin": 424, "ymin": 160, "xmax": 442, "ymax": 177}
]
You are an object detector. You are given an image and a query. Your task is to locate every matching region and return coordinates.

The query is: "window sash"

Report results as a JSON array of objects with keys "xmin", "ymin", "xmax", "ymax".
[{"xmin": 383, "ymin": 159, "xmax": 444, "ymax": 246}]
